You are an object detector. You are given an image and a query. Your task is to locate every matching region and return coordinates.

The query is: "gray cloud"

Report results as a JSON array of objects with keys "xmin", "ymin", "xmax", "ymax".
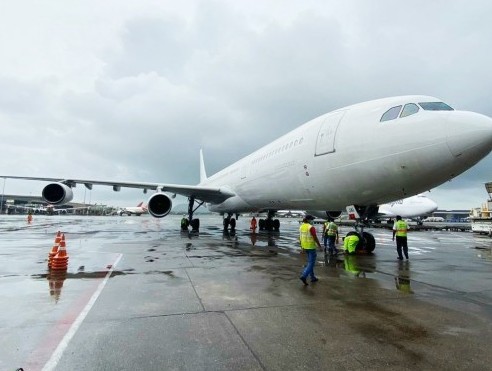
[{"xmin": 1, "ymin": 0, "xmax": 491, "ymax": 209}]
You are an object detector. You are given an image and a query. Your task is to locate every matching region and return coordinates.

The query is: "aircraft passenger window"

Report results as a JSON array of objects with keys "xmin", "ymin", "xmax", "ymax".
[
  {"xmin": 418, "ymin": 102, "xmax": 454, "ymax": 111},
  {"xmin": 380, "ymin": 106, "xmax": 402, "ymax": 122},
  {"xmin": 400, "ymin": 103, "xmax": 419, "ymax": 118}
]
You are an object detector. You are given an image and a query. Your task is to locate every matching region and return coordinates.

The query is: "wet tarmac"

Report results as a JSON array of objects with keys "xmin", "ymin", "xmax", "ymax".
[{"xmin": 1, "ymin": 214, "xmax": 492, "ymax": 370}]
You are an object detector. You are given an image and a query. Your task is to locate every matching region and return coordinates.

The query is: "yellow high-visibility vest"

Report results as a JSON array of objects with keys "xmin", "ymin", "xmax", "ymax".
[
  {"xmin": 324, "ymin": 222, "xmax": 338, "ymax": 236},
  {"xmin": 344, "ymin": 235, "xmax": 359, "ymax": 254},
  {"xmin": 299, "ymin": 223, "xmax": 316, "ymax": 249},
  {"xmin": 395, "ymin": 220, "xmax": 408, "ymax": 237}
]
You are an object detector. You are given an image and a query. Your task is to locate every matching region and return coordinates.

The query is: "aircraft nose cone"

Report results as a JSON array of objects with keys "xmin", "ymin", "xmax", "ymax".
[{"xmin": 446, "ymin": 111, "xmax": 492, "ymax": 158}]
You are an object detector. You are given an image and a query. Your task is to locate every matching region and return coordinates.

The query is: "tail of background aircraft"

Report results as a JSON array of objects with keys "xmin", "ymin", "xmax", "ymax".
[
  {"xmin": 200, "ymin": 149, "xmax": 207, "ymax": 183},
  {"xmin": 136, "ymin": 202, "xmax": 143, "ymax": 207}
]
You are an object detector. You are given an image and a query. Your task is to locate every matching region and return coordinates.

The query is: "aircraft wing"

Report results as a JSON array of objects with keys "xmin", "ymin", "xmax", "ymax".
[{"xmin": 1, "ymin": 176, "xmax": 236, "ymax": 204}]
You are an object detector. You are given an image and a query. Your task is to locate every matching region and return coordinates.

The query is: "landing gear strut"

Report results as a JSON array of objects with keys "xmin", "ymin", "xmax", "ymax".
[{"xmin": 184, "ymin": 196, "xmax": 204, "ymax": 232}]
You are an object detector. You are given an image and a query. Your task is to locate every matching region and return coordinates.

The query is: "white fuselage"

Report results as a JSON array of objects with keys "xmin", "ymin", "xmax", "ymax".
[
  {"xmin": 119, "ymin": 206, "xmax": 147, "ymax": 215},
  {"xmin": 202, "ymin": 95, "xmax": 492, "ymax": 214}
]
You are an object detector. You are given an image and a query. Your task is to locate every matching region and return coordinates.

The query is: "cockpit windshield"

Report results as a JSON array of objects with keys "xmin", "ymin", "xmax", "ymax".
[{"xmin": 418, "ymin": 102, "xmax": 454, "ymax": 111}]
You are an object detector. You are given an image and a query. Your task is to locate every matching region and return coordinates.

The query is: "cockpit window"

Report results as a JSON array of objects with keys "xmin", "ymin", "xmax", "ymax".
[
  {"xmin": 418, "ymin": 102, "xmax": 454, "ymax": 111},
  {"xmin": 400, "ymin": 103, "xmax": 419, "ymax": 118},
  {"xmin": 380, "ymin": 105, "xmax": 402, "ymax": 122}
]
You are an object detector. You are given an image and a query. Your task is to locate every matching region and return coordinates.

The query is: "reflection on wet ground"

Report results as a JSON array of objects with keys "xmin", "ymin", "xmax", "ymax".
[{"xmin": 1, "ymin": 214, "xmax": 492, "ymax": 370}]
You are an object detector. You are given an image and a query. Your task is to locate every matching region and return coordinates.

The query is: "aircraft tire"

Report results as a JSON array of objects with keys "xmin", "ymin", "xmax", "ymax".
[
  {"xmin": 191, "ymin": 218, "xmax": 200, "ymax": 231},
  {"xmin": 362, "ymin": 231, "xmax": 376, "ymax": 253},
  {"xmin": 258, "ymin": 219, "xmax": 265, "ymax": 230},
  {"xmin": 273, "ymin": 219, "xmax": 280, "ymax": 231}
]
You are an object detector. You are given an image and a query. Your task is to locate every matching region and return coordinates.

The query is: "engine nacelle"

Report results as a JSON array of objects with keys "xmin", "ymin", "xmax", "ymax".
[
  {"xmin": 147, "ymin": 193, "xmax": 173, "ymax": 218},
  {"xmin": 42, "ymin": 183, "xmax": 74, "ymax": 205},
  {"xmin": 326, "ymin": 211, "xmax": 342, "ymax": 218}
]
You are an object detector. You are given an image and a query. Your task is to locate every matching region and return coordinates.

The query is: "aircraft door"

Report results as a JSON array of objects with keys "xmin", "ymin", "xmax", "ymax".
[{"xmin": 315, "ymin": 110, "xmax": 346, "ymax": 156}]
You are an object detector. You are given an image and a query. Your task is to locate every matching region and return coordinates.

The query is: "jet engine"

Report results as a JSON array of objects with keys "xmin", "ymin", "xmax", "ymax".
[
  {"xmin": 325, "ymin": 211, "xmax": 342, "ymax": 218},
  {"xmin": 42, "ymin": 183, "xmax": 74, "ymax": 205},
  {"xmin": 147, "ymin": 193, "xmax": 173, "ymax": 218}
]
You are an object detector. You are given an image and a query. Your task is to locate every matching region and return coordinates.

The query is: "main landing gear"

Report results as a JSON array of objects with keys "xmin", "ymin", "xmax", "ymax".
[
  {"xmin": 181, "ymin": 196, "xmax": 204, "ymax": 233},
  {"xmin": 223, "ymin": 213, "xmax": 238, "ymax": 234},
  {"xmin": 345, "ymin": 205, "xmax": 377, "ymax": 253},
  {"xmin": 258, "ymin": 211, "xmax": 280, "ymax": 231}
]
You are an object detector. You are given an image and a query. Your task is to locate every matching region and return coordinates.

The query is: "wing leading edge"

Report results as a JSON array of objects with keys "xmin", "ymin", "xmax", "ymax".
[{"xmin": 0, "ymin": 176, "xmax": 235, "ymax": 204}]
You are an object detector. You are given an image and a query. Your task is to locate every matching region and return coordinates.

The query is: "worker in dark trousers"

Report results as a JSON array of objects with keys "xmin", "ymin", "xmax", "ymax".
[
  {"xmin": 299, "ymin": 215, "xmax": 322, "ymax": 285},
  {"xmin": 322, "ymin": 217, "xmax": 339, "ymax": 255},
  {"xmin": 392, "ymin": 215, "xmax": 409, "ymax": 260}
]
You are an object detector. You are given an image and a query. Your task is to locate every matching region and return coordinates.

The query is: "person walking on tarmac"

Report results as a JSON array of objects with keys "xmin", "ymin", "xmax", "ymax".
[
  {"xmin": 299, "ymin": 215, "xmax": 322, "ymax": 285},
  {"xmin": 392, "ymin": 215, "xmax": 409, "ymax": 260},
  {"xmin": 322, "ymin": 217, "xmax": 339, "ymax": 255},
  {"xmin": 250, "ymin": 216, "xmax": 257, "ymax": 233}
]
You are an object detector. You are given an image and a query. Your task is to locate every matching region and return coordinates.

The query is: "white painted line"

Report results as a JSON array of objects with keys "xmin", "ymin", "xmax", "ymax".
[{"xmin": 42, "ymin": 253, "xmax": 123, "ymax": 371}]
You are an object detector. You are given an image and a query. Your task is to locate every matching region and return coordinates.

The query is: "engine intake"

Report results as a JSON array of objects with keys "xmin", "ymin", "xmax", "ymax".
[
  {"xmin": 326, "ymin": 211, "xmax": 342, "ymax": 218},
  {"xmin": 147, "ymin": 193, "xmax": 173, "ymax": 218},
  {"xmin": 42, "ymin": 183, "xmax": 74, "ymax": 205}
]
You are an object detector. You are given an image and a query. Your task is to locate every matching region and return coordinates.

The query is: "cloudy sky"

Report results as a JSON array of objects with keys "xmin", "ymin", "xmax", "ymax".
[{"xmin": 1, "ymin": 0, "xmax": 491, "ymax": 210}]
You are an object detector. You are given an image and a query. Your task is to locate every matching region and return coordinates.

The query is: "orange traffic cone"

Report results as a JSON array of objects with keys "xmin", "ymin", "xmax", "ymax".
[
  {"xmin": 48, "ymin": 231, "xmax": 62, "ymax": 268},
  {"xmin": 51, "ymin": 234, "xmax": 69, "ymax": 271}
]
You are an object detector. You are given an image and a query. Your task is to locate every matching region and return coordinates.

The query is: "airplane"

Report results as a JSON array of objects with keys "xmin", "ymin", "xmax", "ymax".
[
  {"xmin": 377, "ymin": 193, "xmax": 438, "ymax": 219},
  {"xmin": 117, "ymin": 202, "xmax": 148, "ymax": 216},
  {"xmin": 375, "ymin": 193, "xmax": 438, "ymax": 225},
  {"xmin": 275, "ymin": 210, "xmax": 306, "ymax": 218},
  {"xmin": 307, "ymin": 193, "xmax": 438, "ymax": 221},
  {"xmin": 423, "ymin": 216, "xmax": 445, "ymax": 222},
  {"xmin": 11, "ymin": 204, "xmax": 90, "ymax": 215},
  {"xmin": 2, "ymin": 95, "xmax": 492, "ymax": 252}
]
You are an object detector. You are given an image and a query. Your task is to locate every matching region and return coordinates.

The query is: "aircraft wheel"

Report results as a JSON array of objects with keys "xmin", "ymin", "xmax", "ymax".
[
  {"xmin": 191, "ymin": 218, "xmax": 200, "ymax": 231},
  {"xmin": 362, "ymin": 232, "xmax": 376, "ymax": 253},
  {"xmin": 273, "ymin": 219, "xmax": 280, "ymax": 231},
  {"xmin": 258, "ymin": 219, "xmax": 265, "ymax": 230}
]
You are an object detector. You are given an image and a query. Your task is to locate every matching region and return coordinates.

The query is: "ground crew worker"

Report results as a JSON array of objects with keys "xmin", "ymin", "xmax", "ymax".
[
  {"xmin": 322, "ymin": 217, "xmax": 339, "ymax": 255},
  {"xmin": 299, "ymin": 215, "xmax": 322, "ymax": 285},
  {"xmin": 180, "ymin": 216, "xmax": 189, "ymax": 231},
  {"xmin": 343, "ymin": 234, "xmax": 359, "ymax": 254},
  {"xmin": 392, "ymin": 215, "xmax": 409, "ymax": 260},
  {"xmin": 27, "ymin": 211, "xmax": 33, "ymax": 224},
  {"xmin": 250, "ymin": 216, "xmax": 257, "ymax": 233}
]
